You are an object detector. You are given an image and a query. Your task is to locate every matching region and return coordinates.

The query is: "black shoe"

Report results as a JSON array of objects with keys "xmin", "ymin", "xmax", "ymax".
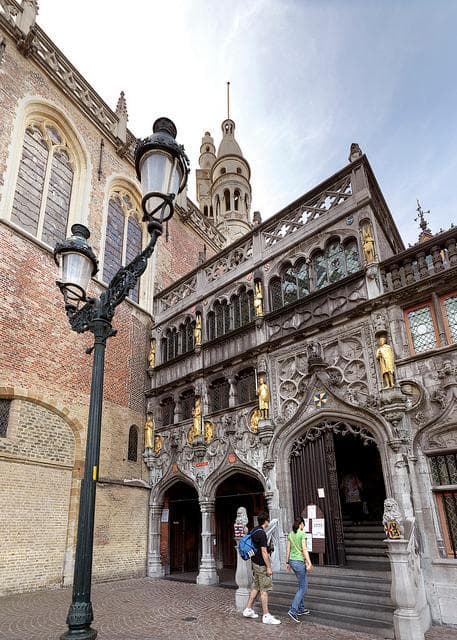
[
  {"xmin": 288, "ymin": 611, "xmax": 300, "ymax": 623},
  {"xmin": 297, "ymin": 609, "xmax": 310, "ymax": 616}
]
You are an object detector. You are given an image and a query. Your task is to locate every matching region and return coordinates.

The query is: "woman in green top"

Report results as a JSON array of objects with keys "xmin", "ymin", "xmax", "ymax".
[{"xmin": 285, "ymin": 517, "xmax": 314, "ymax": 623}]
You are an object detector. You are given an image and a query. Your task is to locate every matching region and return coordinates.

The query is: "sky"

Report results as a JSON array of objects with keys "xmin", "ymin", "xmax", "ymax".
[{"xmin": 37, "ymin": 0, "xmax": 457, "ymax": 247}]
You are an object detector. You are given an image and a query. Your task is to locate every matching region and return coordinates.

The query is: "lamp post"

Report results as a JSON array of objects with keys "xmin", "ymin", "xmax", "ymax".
[{"xmin": 55, "ymin": 118, "xmax": 189, "ymax": 640}]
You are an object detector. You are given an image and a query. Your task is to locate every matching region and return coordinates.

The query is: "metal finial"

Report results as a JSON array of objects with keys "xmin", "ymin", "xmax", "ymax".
[
  {"xmin": 227, "ymin": 81, "xmax": 230, "ymax": 120},
  {"xmin": 415, "ymin": 199, "xmax": 431, "ymax": 233}
]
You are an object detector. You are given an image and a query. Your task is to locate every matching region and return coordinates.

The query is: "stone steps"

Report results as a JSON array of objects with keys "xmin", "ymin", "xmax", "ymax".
[{"xmin": 269, "ymin": 566, "xmax": 394, "ymax": 638}]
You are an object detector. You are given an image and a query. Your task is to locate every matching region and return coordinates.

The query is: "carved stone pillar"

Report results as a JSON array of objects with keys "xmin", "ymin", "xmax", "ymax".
[
  {"xmin": 385, "ymin": 535, "xmax": 431, "ymax": 640},
  {"xmin": 234, "ymin": 538, "xmax": 251, "ymax": 611},
  {"xmin": 197, "ymin": 499, "xmax": 219, "ymax": 585},
  {"xmin": 147, "ymin": 502, "xmax": 164, "ymax": 578}
]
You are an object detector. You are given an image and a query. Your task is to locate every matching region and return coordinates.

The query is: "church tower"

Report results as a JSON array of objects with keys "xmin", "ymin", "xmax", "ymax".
[{"xmin": 196, "ymin": 85, "xmax": 252, "ymax": 245}]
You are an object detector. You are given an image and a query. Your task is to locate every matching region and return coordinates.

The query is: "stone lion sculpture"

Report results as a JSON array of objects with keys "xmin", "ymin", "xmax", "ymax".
[
  {"xmin": 382, "ymin": 497, "xmax": 403, "ymax": 539},
  {"xmin": 234, "ymin": 506, "xmax": 248, "ymax": 538}
]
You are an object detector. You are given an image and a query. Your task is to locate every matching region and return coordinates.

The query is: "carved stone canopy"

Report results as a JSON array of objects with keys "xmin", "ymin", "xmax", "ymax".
[{"xmin": 289, "ymin": 420, "xmax": 376, "ymax": 459}]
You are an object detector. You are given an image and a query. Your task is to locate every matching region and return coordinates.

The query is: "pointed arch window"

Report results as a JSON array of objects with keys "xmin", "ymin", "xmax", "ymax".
[
  {"xmin": 11, "ymin": 121, "xmax": 75, "ymax": 246},
  {"xmin": 0, "ymin": 399, "xmax": 11, "ymax": 438},
  {"xmin": 103, "ymin": 189, "xmax": 143, "ymax": 303},
  {"xmin": 236, "ymin": 368, "xmax": 256, "ymax": 404},
  {"xmin": 207, "ymin": 310, "xmax": 216, "ymax": 341},
  {"xmin": 210, "ymin": 378, "xmax": 230, "ymax": 412},
  {"xmin": 161, "ymin": 327, "xmax": 179, "ymax": 363},
  {"xmin": 269, "ymin": 260, "xmax": 310, "ymax": 310},
  {"xmin": 181, "ymin": 388, "xmax": 195, "ymax": 421},
  {"xmin": 234, "ymin": 189, "xmax": 241, "ymax": 211},
  {"xmin": 127, "ymin": 425, "xmax": 138, "ymax": 461},
  {"xmin": 224, "ymin": 189, "xmax": 231, "ymax": 211},
  {"xmin": 161, "ymin": 397, "xmax": 175, "ymax": 427},
  {"xmin": 313, "ymin": 238, "xmax": 360, "ymax": 290},
  {"xmin": 179, "ymin": 318, "xmax": 195, "ymax": 355},
  {"xmin": 213, "ymin": 300, "xmax": 230, "ymax": 337}
]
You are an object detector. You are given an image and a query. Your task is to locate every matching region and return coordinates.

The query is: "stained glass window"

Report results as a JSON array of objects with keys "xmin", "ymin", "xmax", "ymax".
[
  {"xmin": 296, "ymin": 261, "xmax": 310, "ymax": 298},
  {"xmin": 327, "ymin": 241, "xmax": 345, "ymax": 283},
  {"xmin": 179, "ymin": 319, "xmax": 194, "ymax": 355},
  {"xmin": 314, "ymin": 252, "xmax": 328, "ymax": 289},
  {"xmin": 127, "ymin": 425, "xmax": 138, "ymax": 461},
  {"xmin": 103, "ymin": 190, "xmax": 143, "ymax": 302},
  {"xmin": 345, "ymin": 240, "xmax": 360, "ymax": 274},
  {"xmin": 210, "ymin": 378, "xmax": 230, "ymax": 412},
  {"xmin": 207, "ymin": 311, "xmax": 215, "ymax": 341},
  {"xmin": 161, "ymin": 397, "xmax": 175, "ymax": 426},
  {"xmin": 11, "ymin": 122, "xmax": 74, "ymax": 245},
  {"xmin": 0, "ymin": 400, "xmax": 10, "ymax": 438},
  {"xmin": 181, "ymin": 389, "xmax": 195, "ymax": 421},
  {"xmin": 240, "ymin": 289, "xmax": 251, "ymax": 324},
  {"xmin": 236, "ymin": 369, "xmax": 256, "ymax": 404},
  {"xmin": 232, "ymin": 295, "xmax": 241, "ymax": 329},
  {"xmin": 444, "ymin": 296, "xmax": 457, "ymax": 343},
  {"xmin": 283, "ymin": 266, "xmax": 298, "ymax": 305},
  {"xmin": 408, "ymin": 306, "xmax": 437, "ymax": 353},
  {"xmin": 429, "ymin": 451, "xmax": 457, "ymax": 558},
  {"xmin": 270, "ymin": 278, "xmax": 282, "ymax": 311}
]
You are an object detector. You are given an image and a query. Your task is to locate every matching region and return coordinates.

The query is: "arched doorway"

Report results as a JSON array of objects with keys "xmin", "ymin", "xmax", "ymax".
[
  {"xmin": 289, "ymin": 421, "xmax": 385, "ymax": 566},
  {"xmin": 215, "ymin": 473, "xmax": 266, "ymax": 578},
  {"xmin": 165, "ymin": 481, "xmax": 201, "ymax": 575}
]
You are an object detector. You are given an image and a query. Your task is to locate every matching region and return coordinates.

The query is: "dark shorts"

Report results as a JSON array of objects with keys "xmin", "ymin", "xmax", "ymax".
[{"xmin": 251, "ymin": 562, "xmax": 272, "ymax": 592}]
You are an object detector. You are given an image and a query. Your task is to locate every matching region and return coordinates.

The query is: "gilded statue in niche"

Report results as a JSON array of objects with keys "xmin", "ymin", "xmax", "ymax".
[
  {"xmin": 250, "ymin": 408, "xmax": 261, "ymax": 433},
  {"xmin": 376, "ymin": 332, "xmax": 396, "ymax": 388},
  {"xmin": 257, "ymin": 376, "xmax": 270, "ymax": 419},
  {"xmin": 144, "ymin": 412, "xmax": 154, "ymax": 449},
  {"xmin": 194, "ymin": 313, "xmax": 202, "ymax": 347},
  {"xmin": 361, "ymin": 221, "xmax": 376, "ymax": 263},
  {"xmin": 148, "ymin": 339, "xmax": 156, "ymax": 369},
  {"xmin": 153, "ymin": 434, "xmax": 163, "ymax": 455},
  {"xmin": 254, "ymin": 281, "xmax": 264, "ymax": 316},
  {"xmin": 204, "ymin": 420, "xmax": 214, "ymax": 444},
  {"xmin": 187, "ymin": 396, "xmax": 203, "ymax": 445}
]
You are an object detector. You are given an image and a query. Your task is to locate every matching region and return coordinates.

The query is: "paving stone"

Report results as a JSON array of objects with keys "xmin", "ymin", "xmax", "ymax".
[{"xmin": 0, "ymin": 578, "xmax": 456, "ymax": 640}]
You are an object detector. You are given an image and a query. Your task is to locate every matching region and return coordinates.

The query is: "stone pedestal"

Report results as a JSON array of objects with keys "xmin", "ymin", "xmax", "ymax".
[
  {"xmin": 385, "ymin": 531, "xmax": 431, "ymax": 640},
  {"xmin": 258, "ymin": 418, "xmax": 274, "ymax": 445},
  {"xmin": 147, "ymin": 503, "xmax": 164, "ymax": 578},
  {"xmin": 197, "ymin": 499, "xmax": 219, "ymax": 585},
  {"xmin": 234, "ymin": 538, "xmax": 251, "ymax": 611}
]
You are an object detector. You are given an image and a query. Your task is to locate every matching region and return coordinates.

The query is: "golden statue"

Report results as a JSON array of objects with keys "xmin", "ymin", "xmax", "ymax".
[
  {"xmin": 204, "ymin": 420, "xmax": 214, "ymax": 444},
  {"xmin": 148, "ymin": 339, "xmax": 156, "ymax": 369},
  {"xmin": 362, "ymin": 222, "xmax": 376, "ymax": 263},
  {"xmin": 187, "ymin": 396, "xmax": 202, "ymax": 445},
  {"xmin": 153, "ymin": 434, "xmax": 163, "ymax": 455},
  {"xmin": 376, "ymin": 334, "xmax": 396, "ymax": 388},
  {"xmin": 254, "ymin": 281, "xmax": 264, "ymax": 317},
  {"xmin": 144, "ymin": 412, "xmax": 154, "ymax": 449},
  {"xmin": 257, "ymin": 375, "xmax": 270, "ymax": 419},
  {"xmin": 194, "ymin": 313, "xmax": 202, "ymax": 347},
  {"xmin": 250, "ymin": 408, "xmax": 261, "ymax": 433}
]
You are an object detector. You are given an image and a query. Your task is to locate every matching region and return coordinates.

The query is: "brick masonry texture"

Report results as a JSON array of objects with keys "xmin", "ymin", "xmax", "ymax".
[{"xmin": 0, "ymin": 578, "xmax": 456, "ymax": 640}]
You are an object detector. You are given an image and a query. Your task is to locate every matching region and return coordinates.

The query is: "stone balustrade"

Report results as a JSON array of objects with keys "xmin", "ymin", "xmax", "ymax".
[{"xmin": 380, "ymin": 228, "xmax": 457, "ymax": 293}]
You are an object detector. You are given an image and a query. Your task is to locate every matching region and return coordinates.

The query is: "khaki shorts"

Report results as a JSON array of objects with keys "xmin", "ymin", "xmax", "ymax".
[{"xmin": 251, "ymin": 562, "xmax": 272, "ymax": 592}]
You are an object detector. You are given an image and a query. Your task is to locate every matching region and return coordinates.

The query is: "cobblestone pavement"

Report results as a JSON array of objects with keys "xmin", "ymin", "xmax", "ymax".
[{"xmin": 0, "ymin": 578, "xmax": 456, "ymax": 640}]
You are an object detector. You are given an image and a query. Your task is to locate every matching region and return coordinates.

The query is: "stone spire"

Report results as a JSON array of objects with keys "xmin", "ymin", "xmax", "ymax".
[
  {"xmin": 196, "ymin": 132, "xmax": 216, "ymax": 220},
  {"xmin": 415, "ymin": 199, "xmax": 433, "ymax": 243},
  {"xmin": 115, "ymin": 91, "xmax": 128, "ymax": 143}
]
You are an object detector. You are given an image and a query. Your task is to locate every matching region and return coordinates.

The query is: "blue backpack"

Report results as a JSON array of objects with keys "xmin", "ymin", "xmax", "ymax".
[{"xmin": 238, "ymin": 527, "xmax": 259, "ymax": 560}]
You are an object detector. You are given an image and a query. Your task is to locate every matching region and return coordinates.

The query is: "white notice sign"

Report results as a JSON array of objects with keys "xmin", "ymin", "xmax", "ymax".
[
  {"xmin": 318, "ymin": 487, "xmax": 325, "ymax": 498},
  {"xmin": 312, "ymin": 518, "xmax": 325, "ymax": 539},
  {"xmin": 306, "ymin": 533, "xmax": 313, "ymax": 552},
  {"xmin": 161, "ymin": 509, "xmax": 169, "ymax": 523},
  {"xmin": 304, "ymin": 518, "xmax": 310, "ymax": 533},
  {"xmin": 307, "ymin": 505, "xmax": 317, "ymax": 520}
]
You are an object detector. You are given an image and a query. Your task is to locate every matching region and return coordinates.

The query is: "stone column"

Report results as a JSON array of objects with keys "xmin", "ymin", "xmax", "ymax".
[
  {"xmin": 197, "ymin": 499, "xmax": 219, "ymax": 585},
  {"xmin": 147, "ymin": 502, "xmax": 164, "ymax": 578},
  {"xmin": 234, "ymin": 538, "xmax": 251, "ymax": 611},
  {"xmin": 385, "ymin": 536, "xmax": 431, "ymax": 640}
]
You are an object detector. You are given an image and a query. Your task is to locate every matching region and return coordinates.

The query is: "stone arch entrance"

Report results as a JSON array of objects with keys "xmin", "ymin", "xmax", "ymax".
[
  {"xmin": 289, "ymin": 420, "xmax": 386, "ymax": 566},
  {"xmin": 215, "ymin": 472, "xmax": 267, "ymax": 578},
  {"xmin": 165, "ymin": 481, "xmax": 201, "ymax": 575}
]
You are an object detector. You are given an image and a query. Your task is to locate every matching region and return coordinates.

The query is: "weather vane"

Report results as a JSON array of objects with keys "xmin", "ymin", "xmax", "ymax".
[{"xmin": 227, "ymin": 81, "xmax": 230, "ymax": 120}]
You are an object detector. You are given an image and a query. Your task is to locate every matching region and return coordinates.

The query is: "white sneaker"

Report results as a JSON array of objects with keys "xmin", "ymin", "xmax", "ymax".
[
  {"xmin": 263, "ymin": 613, "xmax": 281, "ymax": 625},
  {"xmin": 243, "ymin": 607, "xmax": 259, "ymax": 618}
]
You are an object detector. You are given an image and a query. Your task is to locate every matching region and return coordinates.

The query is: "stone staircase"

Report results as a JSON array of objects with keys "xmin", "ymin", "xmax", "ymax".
[
  {"xmin": 343, "ymin": 520, "xmax": 389, "ymax": 565},
  {"xmin": 269, "ymin": 522, "xmax": 393, "ymax": 637},
  {"xmin": 269, "ymin": 564, "xmax": 394, "ymax": 638}
]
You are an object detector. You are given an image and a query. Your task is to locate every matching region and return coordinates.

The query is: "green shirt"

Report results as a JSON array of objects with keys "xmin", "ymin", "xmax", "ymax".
[{"xmin": 288, "ymin": 530, "xmax": 306, "ymax": 561}]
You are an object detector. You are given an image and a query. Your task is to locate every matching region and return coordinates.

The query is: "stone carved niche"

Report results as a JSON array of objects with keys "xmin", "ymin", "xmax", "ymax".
[{"xmin": 274, "ymin": 331, "xmax": 371, "ymax": 420}]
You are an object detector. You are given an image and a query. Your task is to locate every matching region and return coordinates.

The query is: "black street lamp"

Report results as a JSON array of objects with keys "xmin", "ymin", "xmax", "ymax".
[{"xmin": 55, "ymin": 118, "xmax": 189, "ymax": 640}]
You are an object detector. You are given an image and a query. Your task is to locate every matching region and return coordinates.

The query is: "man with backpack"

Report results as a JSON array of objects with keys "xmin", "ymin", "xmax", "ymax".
[{"xmin": 242, "ymin": 512, "xmax": 281, "ymax": 625}]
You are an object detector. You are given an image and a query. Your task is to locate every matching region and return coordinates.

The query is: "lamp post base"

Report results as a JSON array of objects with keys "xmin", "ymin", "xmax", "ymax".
[{"xmin": 60, "ymin": 627, "xmax": 97, "ymax": 640}]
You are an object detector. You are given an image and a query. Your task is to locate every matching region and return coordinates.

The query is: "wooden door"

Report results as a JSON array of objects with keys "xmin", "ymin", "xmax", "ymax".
[
  {"xmin": 169, "ymin": 499, "xmax": 201, "ymax": 573},
  {"xmin": 290, "ymin": 429, "xmax": 345, "ymax": 565}
]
